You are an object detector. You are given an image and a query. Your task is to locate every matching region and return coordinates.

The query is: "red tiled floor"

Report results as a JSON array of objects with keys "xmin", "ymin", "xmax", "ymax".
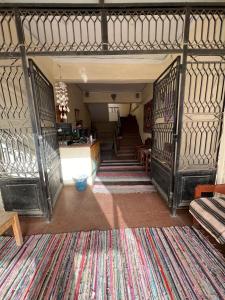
[{"xmin": 19, "ymin": 186, "xmax": 193, "ymax": 235}]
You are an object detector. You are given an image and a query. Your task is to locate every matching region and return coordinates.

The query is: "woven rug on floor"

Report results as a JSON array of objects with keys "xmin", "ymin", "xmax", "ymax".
[
  {"xmin": 93, "ymin": 159, "xmax": 155, "ymax": 194},
  {"xmin": 0, "ymin": 226, "xmax": 225, "ymax": 300}
]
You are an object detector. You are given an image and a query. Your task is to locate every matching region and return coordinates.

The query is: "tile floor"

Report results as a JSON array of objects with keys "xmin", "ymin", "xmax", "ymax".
[{"xmin": 19, "ymin": 186, "xmax": 193, "ymax": 235}]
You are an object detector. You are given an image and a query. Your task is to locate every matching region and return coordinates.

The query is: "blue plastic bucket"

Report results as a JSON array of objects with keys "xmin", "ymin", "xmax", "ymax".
[{"xmin": 74, "ymin": 176, "xmax": 88, "ymax": 192}]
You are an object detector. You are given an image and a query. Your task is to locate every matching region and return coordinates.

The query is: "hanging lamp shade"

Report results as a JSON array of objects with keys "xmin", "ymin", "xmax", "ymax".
[
  {"xmin": 55, "ymin": 81, "xmax": 70, "ymax": 121},
  {"xmin": 54, "ymin": 64, "xmax": 70, "ymax": 121}
]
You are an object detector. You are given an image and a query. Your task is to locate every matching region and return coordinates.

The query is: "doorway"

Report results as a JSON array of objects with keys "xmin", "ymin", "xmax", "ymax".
[{"xmin": 0, "ymin": 4, "xmax": 224, "ymax": 218}]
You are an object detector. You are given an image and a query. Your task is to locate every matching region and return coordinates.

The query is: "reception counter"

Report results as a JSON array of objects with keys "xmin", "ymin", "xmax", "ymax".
[{"xmin": 59, "ymin": 141, "xmax": 100, "ymax": 185}]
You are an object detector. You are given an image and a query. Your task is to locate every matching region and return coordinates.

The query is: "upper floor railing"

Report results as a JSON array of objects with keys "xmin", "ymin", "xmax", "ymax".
[{"xmin": 0, "ymin": 4, "xmax": 224, "ymax": 58}]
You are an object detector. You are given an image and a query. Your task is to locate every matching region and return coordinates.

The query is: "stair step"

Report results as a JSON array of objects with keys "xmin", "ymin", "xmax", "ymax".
[
  {"xmin": 121, "ymin": 145, "xmax": 135, "ymax": 149},
  {"xmin": 119, "ymin": 146, "xmax": 136, "ymax": 150},
  {"xmin": 121, "ymin": 135, "xmax": 139, "ymax": 138},
  {"xmin": 120, "ymin": 139, "xmax": 141, "ymax": 142},
  {"xmin": 120, "ymin": 136, "xmax": 141, "ymax": 139},
  {"xmin": 117, "ymin": 153, "xmax": 135, "ymax": 157},
  {"xmin": 117, "ymin": 150, "xmax": 135, "ymax": 155},
  {"xmin": 120, "ymin": 141, "xmax": 141, "ymax": 144},
  {"xmin": 118, "ymin": 147, "xmax": 135, "ymax": 151}
]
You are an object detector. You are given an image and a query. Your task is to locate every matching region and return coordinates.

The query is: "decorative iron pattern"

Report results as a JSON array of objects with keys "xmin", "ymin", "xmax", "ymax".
[
  {"xmin": 30, "ymin": 60, "xmax": 61, "ymax": 203},
  {"xmin": 41, "ymin": 127, "xmax": 61, "ymax": 203},
  {"xmin": 152, "ymin": 57, "xmax": 180, "ymax": 169},
  {"xmin": 179, "ymin": 58, "xmax": 225, "ymax": 170},
  {"xmin": 189, "ymin": 8, "xmax": 225, "ymax": 49},
  {"xmin": 19, "ymin": 8, "xmax": 185, "ymax": 54},
  {"xmin": 107, "ymin": 8, "xmax": 185, "ymax": 52},
  {"xmin": 20, "ymin": 9, "xmax": 102, "ymax": 54},
  {"xmin": 0, "ymin": 65, "xmax": 29, "ymax": 121},
  {"xmin": 0, "ymin": 65, "xmax": 38, "ymax": 178},
  {"xmin": 0, "ymin": 10, "xmax": 19, "ymax": 54},
  {"xmin": 31, "ymin": 63, "xmax": 56, "ymax": 123},
  {"xmin": 0, "ymin": 7, "xmax": 224, "ymax": 56},
  {"xmin": 152, "ymin": 123, "xmax": 174, "ymax": 168},
  {"xmin": 0, "ymin": 128, "xmax": 38, "ymax": 178}
]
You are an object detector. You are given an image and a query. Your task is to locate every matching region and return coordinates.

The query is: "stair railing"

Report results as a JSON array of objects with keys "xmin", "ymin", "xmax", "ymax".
[
  {"xmin": 113, "ymin": 131, "xmax": 118, "ymax": 155},
  {"xmin": 113, "ymin": 109, "xmax": 122, "ymax": 155}
]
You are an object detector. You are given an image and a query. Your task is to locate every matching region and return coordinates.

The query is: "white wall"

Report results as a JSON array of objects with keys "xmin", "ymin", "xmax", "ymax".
[
  {"xmin": 67, "ymin": 84, "xmax": 91, "ymax": 127},
  {"xmin": 117, "ymin": 104, "xmax": 130, "ymax": 117},
  {"xmin": 53, "ymin": 61, "xmax": 164, "ymax": 83},
  {"xmin": 108, "ymin": 103, "xmax": 130, "ymax": 121},
  {"xmin": 83, "ymin": 91, "xmax": 142, "ymax": 103}
]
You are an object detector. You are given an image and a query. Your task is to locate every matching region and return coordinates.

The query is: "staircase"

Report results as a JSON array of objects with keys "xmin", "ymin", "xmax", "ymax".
[
  {"xmin": 116, "ymin": 115, "xmax": 142, "ymax": 159},
  {"xmin": 94, "ymin": 121, "xmax": 116, "ymax": 151}
]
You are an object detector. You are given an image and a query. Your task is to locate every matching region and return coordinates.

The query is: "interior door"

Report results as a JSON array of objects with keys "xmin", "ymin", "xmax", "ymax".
[
  {"xmin": 29, "ymin": 59, "xmax": 62, "ymax": 218},
  {"xmin": 151, "ymin": 56, "xmax": 181, "ymax": 207}
]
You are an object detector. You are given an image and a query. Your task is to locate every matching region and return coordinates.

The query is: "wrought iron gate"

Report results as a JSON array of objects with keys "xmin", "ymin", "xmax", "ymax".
[
  {"xmin": 173, "ymin": 57, "xmax": 225, "ymax": 210},
  {"xmin": 151, "ymin": 57, "xmax": 181, "ymax": 206},
  {"xmin": 0, "ymin": 4, "xmax": 224, "ymax": 216},
  {"xmin": 0, "ymin": 60, "xmax": 62, "ymax": 218},
  {"xmin": 29, "ymin": 59, "xmax": 62, "ymax": 215},
  {"xmin": 0, "ymin": 63, "xmax": 46, "ymax": 215}
]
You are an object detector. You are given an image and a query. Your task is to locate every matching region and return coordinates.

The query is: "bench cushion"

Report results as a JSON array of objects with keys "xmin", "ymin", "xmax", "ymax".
[{"xmin": 189, "ymin": 194, "xmax": 225, "ymax": 244}]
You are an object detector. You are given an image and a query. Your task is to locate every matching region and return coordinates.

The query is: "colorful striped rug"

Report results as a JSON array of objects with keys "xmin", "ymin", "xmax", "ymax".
[
  {"xmin": 0, "ymin": 226, "xmax": 224, "ymax": 299},
  {"xmin": 93, "ymin": 159, "xmax": 155, "ymax": 194}
]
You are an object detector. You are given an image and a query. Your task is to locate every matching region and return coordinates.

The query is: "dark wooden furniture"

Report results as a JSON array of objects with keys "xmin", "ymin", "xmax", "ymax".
[
  {"xmin": 136, "ymin": 138, "xmax": 151, "ymax": 161},
  {"xmin": 195, "ymin": 184, "xmax": 225, "ymax": 199}
]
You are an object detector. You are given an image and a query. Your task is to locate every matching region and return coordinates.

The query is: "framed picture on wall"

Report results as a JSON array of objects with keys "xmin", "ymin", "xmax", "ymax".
[{"xmin": 143, "ymin": 100, "xmax": 153, "ymax": 133}]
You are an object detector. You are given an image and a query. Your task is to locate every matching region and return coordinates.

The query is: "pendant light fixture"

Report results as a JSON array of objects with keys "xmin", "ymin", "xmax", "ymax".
[{"xmin": 54, "ymin": 64, "xmax": 70, "ymax": 121}]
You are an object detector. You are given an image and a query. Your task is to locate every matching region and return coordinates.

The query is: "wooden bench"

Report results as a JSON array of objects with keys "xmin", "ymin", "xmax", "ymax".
[
  {"xmin": 0, "ymin": 211, "xmax": 23, "ymax": 246},
  {"xmin": 189, "ymin": 184, "xmax": 225, "ymax": 244}
]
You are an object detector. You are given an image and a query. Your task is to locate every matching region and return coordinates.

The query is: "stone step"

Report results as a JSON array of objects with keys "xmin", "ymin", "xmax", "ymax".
[
  {"xmin": 117, "ymin": 151, "xmax": 135, "ymax": 156},
  {"xmin": 120, "ymin": 142, "xmax": 140, "ymax": 145},
  {"xmin": 117, "ymin": 153, "xmax": 136, "ymax": 157}
]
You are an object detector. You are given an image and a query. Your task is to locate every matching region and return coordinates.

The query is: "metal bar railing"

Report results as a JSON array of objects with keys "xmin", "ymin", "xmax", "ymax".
[{"xmin": 0, "ymin": 6, "xmax": 224, "ymax": 57}]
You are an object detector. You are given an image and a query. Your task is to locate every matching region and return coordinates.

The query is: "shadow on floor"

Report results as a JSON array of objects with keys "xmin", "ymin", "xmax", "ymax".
[{"xmin": 19, "ymin": 185, "xmax": 193, "ymax": 236}]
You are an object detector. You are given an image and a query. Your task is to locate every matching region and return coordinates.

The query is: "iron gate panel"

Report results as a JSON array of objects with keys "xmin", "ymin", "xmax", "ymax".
[
  {"xmin": 29, "ymin": 59, "xmax": 62, "ymax": 212},
  {"xmin": 179, "ymin": 58, "xmax": 225, "ymax": 171},
  {"xmin": 0, "ymin": 6, "xmax": 224, "ymax": 57},
  {"xmin": 173, "ymin": 57, "xmax": 225, "ymax": 209},
  {"xmin": 189, "ymin": 9, "xmax": 225, "ymax": 50},
  {"xmin": 0, "ymin": 10, "xmax": 20, "ymax": 55},
  {"xmin": 19, "ymin": 8, "xmax": 185, "ymax": 55},
  {"xmin": 0, "ymin": 63, "xmax": 45, "ymax": 214},
  {"xmin": 106, "ymin": 8, "xmax": 185, "ymax": 52},
  {"xmin": 0, "ymin": 4, "xmax": 224, "ymax": 216},
  {"xmin": 151, "ymin": 56, "xmax": 180, "ymax": 204},
  {"xmin": 174, "ymin": 170, "xmax": 216, "ymax": 208},
  {"xmin": 20, "ymin": 9, "xmax": 103, "ymax": 54}
]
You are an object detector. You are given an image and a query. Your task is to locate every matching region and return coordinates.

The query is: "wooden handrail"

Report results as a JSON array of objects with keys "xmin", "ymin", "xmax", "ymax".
[{"xmin": 195, "ymin": 184, "xmax": 225, "ymax": 198}]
